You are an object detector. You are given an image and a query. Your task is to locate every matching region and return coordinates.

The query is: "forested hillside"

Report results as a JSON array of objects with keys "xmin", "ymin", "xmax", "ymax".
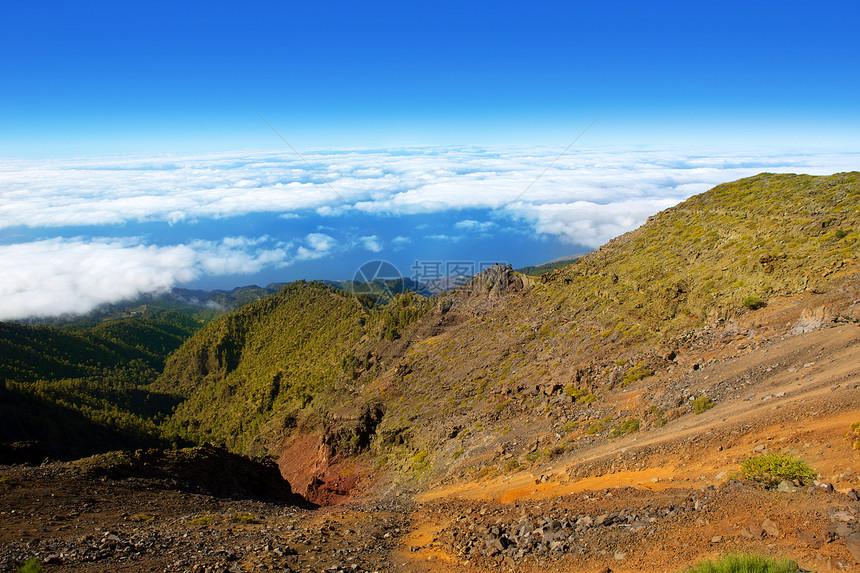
[{"xmin": 0, "ymin": 310, "xmax": 202, "ymax": 459}]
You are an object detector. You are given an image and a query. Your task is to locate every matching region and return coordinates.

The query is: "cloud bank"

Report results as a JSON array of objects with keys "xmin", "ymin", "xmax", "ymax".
[
  {"xmin": 0, "ymin": 235, "xmax": 321, "ymax": 320},
  {"xmin": 1, "ymin": 145, "xmax": 857, "ymax": 319}
]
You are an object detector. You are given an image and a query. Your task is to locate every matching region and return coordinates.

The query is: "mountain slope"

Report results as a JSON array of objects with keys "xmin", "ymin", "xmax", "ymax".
[
  {"xmin": 155, "ymin": 281, "xmax": 432, "ymax": 455},
  {"xmin": 0, "ymin": 310, "xmax": 201, "ymax": 458}
]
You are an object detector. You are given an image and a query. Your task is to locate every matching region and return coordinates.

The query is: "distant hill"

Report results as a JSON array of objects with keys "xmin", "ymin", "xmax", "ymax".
[
  {"xmin": 516, "ymin": 255, "xmax": 584, "ymax": 277},
  {"xmin": 19, "ymin": 284, "xmax": 289, "ymax": 330}
]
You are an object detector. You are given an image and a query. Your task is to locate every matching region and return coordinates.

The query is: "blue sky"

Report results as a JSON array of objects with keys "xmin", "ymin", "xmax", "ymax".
[
  {"xmin": 1, "ymin": 1, "xmax": 859, "ymax": 319},
  {"xmin": 2, "ymin": 1, "xmax": 859, "ymax": 153}
]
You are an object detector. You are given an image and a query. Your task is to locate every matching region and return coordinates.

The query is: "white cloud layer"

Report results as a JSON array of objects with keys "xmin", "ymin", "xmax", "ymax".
[
  {"xmin": 1, "ymin": 147, "xmax": 856, "ymax": 249},
  {"xmin": 0, "ymin": 235, "xmax": 327, "ymax": 320}
]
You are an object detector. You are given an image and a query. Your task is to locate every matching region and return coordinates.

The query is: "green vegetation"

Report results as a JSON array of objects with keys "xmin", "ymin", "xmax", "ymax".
[
  {"xmin": 231, "ymin": 512, "xmax": 257, "ymax": 524},
  {"xmin": 740, "ymin": 453, "xmax": 816, "ymax": 487},
  {"xmin": 743, "ymin": 295, "xmax": 765, "ymax": 310},
  {"xmin": 563, "ymin": 386, "xmax": 596, "ymax": 403},
  {"xmin": 646, "ymin": 406, "xmax": 667, "ymax": 427},
  {"xmin": 412, "ymin": 451, "xmax": 430, "ymax": 472},
  {"xmin": 0, "ymin": 310, "xmax": 200, "ymax": 459},
  {"xmin": 693, "ymin": 396, "xmax": 714, "ymax": 414},
  {"xmin": 621, "ymin": 363, "xmax": 653, "ymax": 387},
  {"xmin": 543, "ymin": 172, "xmax": 860, "ymax": 339},
  {"xmin": 517, "ymin": 258, "xmax": 580, "ymax": 277},
  {"xmin": 562, "ymin": 420, "xmax": 579, "ymax": 433},
  {"xmin": 848, "ymin": 421, "xmax": 860, "ymax": 450},
  {"xmin": 157, "ymin": 281, "xmax": 432, "ymax": 453},
  {"xmin": 585, "ymin": 417, "xmax": 612, "ymax": 435},
  {"xmin": 685, "ymin": 553, "xmax": 800, "ymax": 573},
  {"xmin": 609, "ymin": 418, "xmax": 640, "ymax": 437},
  {"xmin": 16, "ymin": 558, "xmax": 42, "ymax": 573},
  {"xmin": 188, "ymin": 514, "xmax": 213, "ymax": 526},
  {"xmin": 543, "ymin": 444, "xmax": 566, "ymax": 459}
]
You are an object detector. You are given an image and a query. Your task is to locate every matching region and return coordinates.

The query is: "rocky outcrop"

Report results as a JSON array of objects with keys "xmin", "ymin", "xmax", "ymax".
[{"xmin": 73, "ymin": 443, "xmax": 307, "ymax": 505}]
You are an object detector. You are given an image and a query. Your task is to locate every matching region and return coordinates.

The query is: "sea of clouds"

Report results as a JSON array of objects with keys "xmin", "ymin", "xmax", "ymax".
[{"xmin": 1, "ymin": 145, "xmax": 856, "ymax": 319}]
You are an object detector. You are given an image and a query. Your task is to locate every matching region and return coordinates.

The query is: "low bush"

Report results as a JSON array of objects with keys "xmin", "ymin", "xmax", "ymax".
[
  {"xmin": 693, "ymin": 396, "xmax": 714, "ymax": 414},
  {"xmin": 686, "ymin": 553, "xmax": 799, "ymax": 573},
  {"xmin": 849, "ymin": 421, "xmax": 860, "ymax": 450},
  {"xmin": 17, "ymin": 558, "xmax": 42, "ymax": 573},
  {"xmin": 609, "ymin": 418, "xmax": 640, "ymax": 438},
  {"xmin": 740, "ymin": 453, "xmax": 816, "ymax": 487},
  {"xmin": 743, "ymin": 295, "xmax": 765, "ymax": 310},
  {"xmin": 621, "ymin": 363, "xmax": 654, "ymax": 387},
  {"xmin": 585, "ymin": 417, "xmax": 612, "ymax": 435},
  {"xmin": 562, "ymin": 420, "xmax": 579, "ymax": 433}
]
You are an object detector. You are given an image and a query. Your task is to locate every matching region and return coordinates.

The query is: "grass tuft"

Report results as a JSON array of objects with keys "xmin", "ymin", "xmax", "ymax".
[
  {"xmin": 686, "ymin": 553, "xmax": 800, "ymax": 573},
  {"xmin": 17, "ymin": 558, "xmax": 43, "ymax": 573}
]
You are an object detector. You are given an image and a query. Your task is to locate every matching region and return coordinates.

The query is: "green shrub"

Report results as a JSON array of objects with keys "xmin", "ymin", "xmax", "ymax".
[
  {"xmin": 693, "ymin": 396, "xmax": 714, "ymax": 414},
  {"xmin": 189, "ymin": 514, "xmax": 213, "ymax": 526},
  {"xmin": 504, "ymin": 459, "xmax": 520, "ymax": 472},
  {"xmin": 17, "ymin": 558, "xmax": 42, "ymax": 573},
  {"xmin": 543, "ymin": 444, "xmax": 566, "ymax": 459},
  {"xmin": 412, "ymin": 450, "xmax": 430, "ymax": 472},
  {"xmin": 564, "ymin": 385, "xmax": 586, "ymax": 398},
  {"xmin": 232, "ymin": 512, "xmax": 257, "ymax": 524},
  {"xmin": 686, "ymin": 553, "xmax": 799, "ymax": 573},
  {"xmin": 493, "ymin": 399, "xmax": 512, "ymax": 414},
  {"xmin": 621, "ymin": 363, "xmax": 654, "ymax": 387},
  {"xmin": 562, "ymin": 420, "xmax": 579, "ymax": 432},
  {"xmin": 609, "ymin": 418, "xmax": 640, "ymax": 438},
  {"xmin": 740, "ymin": 453, "xmax": 816, "ymax": 487},
  {"xmin": 743, "ymin": 295, "xmax": 765, "ymax": 310},
  {"xmin": 849, "ymin": 421, "xmax": 860, "ymax": 450},
  {"xmin": 647, "ymin": 405, "xmax": 666, "ymax": 427},
  {"xmin": 585, "ymin": 416, "xmax": 612, "ymax": 435}
]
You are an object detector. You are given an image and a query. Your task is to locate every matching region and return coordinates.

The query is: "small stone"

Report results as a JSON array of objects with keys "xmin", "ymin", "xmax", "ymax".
[
  {"xmin": 761, "ymin": 518, "xmax": 780, "ymax": 538},
  {"xmin": 797, "ymin": 530, "xmax": 823, "ymax": 549},
  {"xmin": 846, "ymin": 534, "xmax": 860, "ymax": 562},
  {"xmin": 614, "ymin": 551, "xmax": 627, "ymax": 561},
  {"xmin": 777, "ymin": 480, "xmax": 798, "ymax": 493},
  {"xmin": 832, "ymin": 511, "xmax": 855, "ymax": 523},
  {"xmin": 711, "ymin": 535, "xmax": 722, "ymax": 543}
]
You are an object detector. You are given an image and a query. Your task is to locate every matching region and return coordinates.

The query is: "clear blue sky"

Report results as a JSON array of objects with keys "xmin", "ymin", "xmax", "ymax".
[{"xmin": 2, "ymin": 0, "xmax": 858, "ymax": 155}]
